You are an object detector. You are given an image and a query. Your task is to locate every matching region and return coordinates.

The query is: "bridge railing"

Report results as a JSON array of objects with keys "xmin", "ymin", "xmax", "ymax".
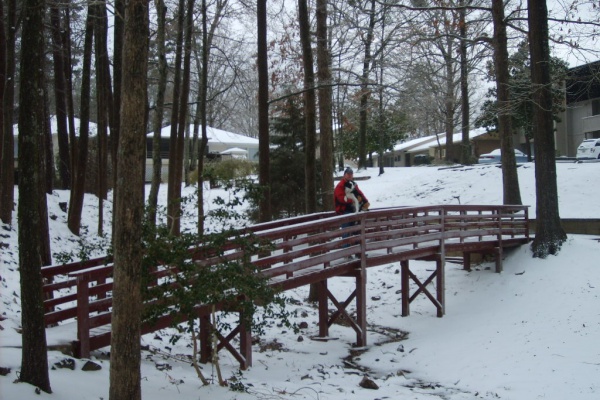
[{"xmin": 41, "ymin": 204, "xmax": 529, "ymax": 357}]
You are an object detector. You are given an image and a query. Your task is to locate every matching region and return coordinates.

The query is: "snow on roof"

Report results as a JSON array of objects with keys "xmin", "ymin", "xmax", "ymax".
[
  {"xmin": 408, "ymin": 127, "xmax": 489, "ymax": 153},
  {"xmin": 153, "ymin": 125, "xmax": 258, "ymax": 145},
  {"xmin": 393, "ymin": 134, "xmax": 442, "ymax": 152},
  {"xmin": 14, "ymin": 116, "xmax": 99, "ymax": 137}
]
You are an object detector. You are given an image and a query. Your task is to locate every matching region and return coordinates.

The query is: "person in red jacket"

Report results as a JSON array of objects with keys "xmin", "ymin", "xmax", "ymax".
[{"xmin": 334, "ymin": 167, "xmax": 368, "ymax": 215}]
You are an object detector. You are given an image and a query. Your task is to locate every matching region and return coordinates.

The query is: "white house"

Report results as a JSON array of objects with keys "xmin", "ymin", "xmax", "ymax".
[{"xmin": 145, "ymin": 124, "xmax": 259, "ymax": 182}]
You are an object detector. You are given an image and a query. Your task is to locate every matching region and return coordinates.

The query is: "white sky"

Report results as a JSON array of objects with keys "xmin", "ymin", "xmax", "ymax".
[{"xmin": 1, "ymin": 161, "xmax": 599, "ymax": 399}]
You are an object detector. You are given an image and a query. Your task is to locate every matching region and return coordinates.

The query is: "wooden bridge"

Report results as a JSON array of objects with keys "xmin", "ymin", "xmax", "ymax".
[{"xmin": 42, "ymin": 204, "xmax": 530, "ymax": 369}]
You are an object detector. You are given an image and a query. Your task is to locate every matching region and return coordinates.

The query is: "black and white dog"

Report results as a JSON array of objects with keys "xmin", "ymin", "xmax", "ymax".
[{"xmin": 344, "ymin": 180, "xmax": 370, "ymax": 212}]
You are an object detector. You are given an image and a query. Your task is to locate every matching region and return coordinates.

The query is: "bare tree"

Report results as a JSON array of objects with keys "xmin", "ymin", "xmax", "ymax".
[
  {"xmin": 257, "ymin": 0, "xmax": 271, "ymax": 222},
  {"xmin": 147, "ymin": 0, "xmax": 168, "ymax": 227},
  {"xmin": 17, "ymin": 0, "xmax": 52, "ymax": 391},
  {"xmin": 298, "ymin": 0, "xmax": 317, "ymax": 213},
  {"xmin": 316, "ymin": 0, "xmax": 334, "ymax": 210},
  {"xmin": 528, "ymin": 0, "xmax": 566, "ymax": 257},
  {"xmin": 108, "ymin": 0, "xmax": 149, "ymax": 398},
  {"xmin": 0, "ymin": 0, "xmax": 16, "ymax": 225},
  {"xmin": 167, "ymin": 0, "xmax": 185, "ymax": 234},
  {"xmin": 49, "ymin": 1, "xmax": 71, "ymax": 189},
  {"xmin": 492, "ymin": 0, "xmax": 522, "ymax": 205},
  {"xmin": 67, "ymin": 5, "xmax": 94, "ymax": 235}
]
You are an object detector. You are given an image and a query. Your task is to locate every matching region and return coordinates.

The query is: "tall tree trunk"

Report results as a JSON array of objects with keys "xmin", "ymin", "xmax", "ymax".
[
  {"xmin": 358, "ymin": 0, "xmax": 376, "ymax": 170},
  {"xmin": 443, "ymin": 38, "xmax": 455, "ymax": 163},
  {"xmin": 298, "ymin": 0, "xmax": 317, "ymax": 214},
  {"xmin": 112, "ymin": 0, "xmax": 125, "ymax": 191},
  {"xmin": 492, "ymin": 0, "xmax": 522, "ymax": 205},
  {"xmin": 167, "ymin": 0, "xmax": 185, "ymax": 234},
  {"xmin": 459, "ymin": 0, "xmax": 471, "ymax": 165},
  {"xmin": 257, "ymin": 0, "xmax": 271, "ymax": 222},
  {"xmin": 94, "ymin": 1, "xmax": 111, "ymax": 236},
  {"xmin": 148, "ymin": 0, "xmax": 167, "ymax": 228},
  {"xmin": 49, "ymin": 2, "xmax": 71, "ymax": 189},
  {"xmin": 0, "ymin": 0, "xmax": 5, "ymax": 220},
  {"xmin": 197, "ymin": 0, "xmax": 209, "ymax": 232},
  {"xmin": 62, "ymin": 7, "xmax": 77, "ymax": 184},
  {"xmin": 175, "ymin": 0, "xmax": 195, "ymax": 198},
  {"xmin": 316, "ymin": 0, "xmax": 333, "ymax": 211},
  {"xmin": 68, "ymin": 6, "xmax": 94, "ymax": 235},
  {"xmin": 109, "ymin": 1, "xmax": 148, "ymax": 399},
  {"xmin": 17, "ymin": 0, "xmax": 52, "ymax": 391},
  {"xmin": 528, "ymin": 0, "xmax": 566, "ymax": 257},
  {"xmin": 194, "ymin": 0, "xmax": 225, "ymax": 232},
  {"xmin": 0, "ymin": 0, "xmax": 16, "ymax": 225}
]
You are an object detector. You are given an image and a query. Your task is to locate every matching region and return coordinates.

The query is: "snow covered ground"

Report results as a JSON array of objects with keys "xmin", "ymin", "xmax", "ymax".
[{"xmin": 1, "ymin": 161, "xmax": 599, "ymax": 400}]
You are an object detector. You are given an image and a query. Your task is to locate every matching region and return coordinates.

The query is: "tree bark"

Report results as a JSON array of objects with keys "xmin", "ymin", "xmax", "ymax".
[
  {"xmin": 18, "ymin": 0, "xmax": 52, "ymax": 391},
  {"xmin": 147, "ymin": 0, "xmax": 167, "ymax": 228},
  {"xmin": 492, "ymin": 0, "xmax": 522, "ymax": 205},
  {"xmin": 316, "ymin": 0, "xmax": 334, "ymax": 211},
  {"xmin": 49, "ymin": 2, "xmax": 71, "ymax": 189},
  {"xmin": 0, "ymin": 0, "xmax": 16, "ymax": 225},
  {"xmin": 108, "ymin": 0, "xmax": 148, "ymax": 399},
  {"xmin": 298, "ymin": 0, "xmax": 317, "ymax": 214},
  {"xmin": 358, "ymin": 0, "xmax": 376, "ymax": 170},
  {"xmin": 257, "ymin": 0, "xmax": 271, "ymax": 222},
  {"xmin": 67, "ymin": 5, "xmax": 94, "ymax": 235},
  {"xmin": 528, "ymin": 0, "xmax": 566, "ymax": 257},
  {"xmin": 167, "ymin": 0, "xmax": 185, "ymax": 234},
  {"xmin": 459, "ymin": 0, "xmax": 471, "ymax": 165}
]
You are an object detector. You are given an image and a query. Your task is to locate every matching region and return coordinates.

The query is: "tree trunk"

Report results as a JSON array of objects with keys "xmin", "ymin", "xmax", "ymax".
[
  {"xmin": 68, "ymin": 6, "xmax": 94, "ymax": 235},
  {"xmin": 108, "ymin": 1, "xmax": 148, "ymax": 399},
  {"xmin": 197, "ymin": 0, "xmax": 209, "ymax": 232},
  {"xmin": 167, "ymin": 0, "xmax": 185, "ymax": 234},
  {"xmin": 492, "ymin": 0, "xmax": 522, "ymax": 205},
  {"xmin": 17, "ymin": 0, "xmax": 52, "ymax": 391},
  {"xmin": 175, "ymin": 0, "xmax": 195, "ymax": 196},
  {"xmin": 528, "ymin": 0, "xmax": 566, "ymax": 257},
  {"xmin": 94, "ymin": 1, "xmax": 111, "ymax": 236},
  {"xmin": 148, "ymin": 0, "xmax": 167, "ymax": 228},
  {"xmin": 257, "ymin": 0, "xmax": 271, "ymax": 222},
  {"xmin": 112, "ymin": 0, "xmax": 124, "ymax": 192},
  {"xmin": 316, "ymin": 0, "xmax": 334, "ymax": 211},
  {"xmin": 49, "ymin": 2, "xmax": 71, "ymax": 189},
  {"xmin": 0, "ymin": 0, "xmax": 6, "ymax": 220},
  {"xmin": 459, "ymin": 0, "xmax": 471, "ymax": 165},
  {"xmin": 298, "ymin": 0, "xmax": 317, "ymax": 214},
  {"xmin": 358, "ymin": 0, "xmax": 376, "ymax": 170},
  {"xmin": 0, "ymin": 0, "xmax": 16, "ymax": 225},
  {"xmin": 443, "ymin": 39, "xmax": 455, "ymax": 163}
]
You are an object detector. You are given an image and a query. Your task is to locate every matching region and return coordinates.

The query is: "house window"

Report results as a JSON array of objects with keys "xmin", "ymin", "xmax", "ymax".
[{"xmin": 592, "ymin": 99, "xmax": 600, "ymax": 116}]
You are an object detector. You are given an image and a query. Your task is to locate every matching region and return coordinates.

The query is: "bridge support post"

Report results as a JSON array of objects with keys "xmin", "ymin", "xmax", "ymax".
[
  {"xmin": 317, "ymin": 280, "xmax": 329, "ymax": 337},
  {"xmin": 436, "ymin": 253, "xmax": 445, "ymax": 317},
  {"xmin": 354, "ymin": 268, "xmax": 367, "ymax": 347},
  {"xmin": 76, "ymin": 277, "xmax": 90, "ymax": 358},
  {"xmin": 239, "ymin": 310, "xmax": 252, "ymax": 370},
  {"xmin": 494, "ymin": 247, "xmax": 503, "ymax": 273},
  {"xmin": 401, "ymin": 260, "xmax": 410, "ymax": 316},
  {"xmin": 199, "ymin": 314, "xmax": 211, "ymax": 364}
]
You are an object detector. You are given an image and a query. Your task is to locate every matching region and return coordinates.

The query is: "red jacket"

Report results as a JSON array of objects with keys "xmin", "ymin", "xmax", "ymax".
[{"xmin": 334, "ymin": 178, "xmax": 368, "ymax": 214}]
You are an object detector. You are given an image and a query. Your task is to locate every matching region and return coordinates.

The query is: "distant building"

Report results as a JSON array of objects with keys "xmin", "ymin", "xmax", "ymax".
[
  {"xmin": 374, "ymin": 127, "xmax": 514, "ymax": 167},
  {"xmin": 145, "ymin": 125, "xmax": 259, "ymax": 182},
  {"xmin": 556, "ymin": 60, "xmax": 600, "ymax": 157}
]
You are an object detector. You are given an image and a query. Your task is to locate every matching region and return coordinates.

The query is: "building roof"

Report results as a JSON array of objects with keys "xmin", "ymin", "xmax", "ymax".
[
  {"xmin": 152, "ymin": 125, "xmax": 258, "ymax": 146},
  {"xmin": 402, "ymin": 127, "xmax": 489, "ymax": 153}
]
